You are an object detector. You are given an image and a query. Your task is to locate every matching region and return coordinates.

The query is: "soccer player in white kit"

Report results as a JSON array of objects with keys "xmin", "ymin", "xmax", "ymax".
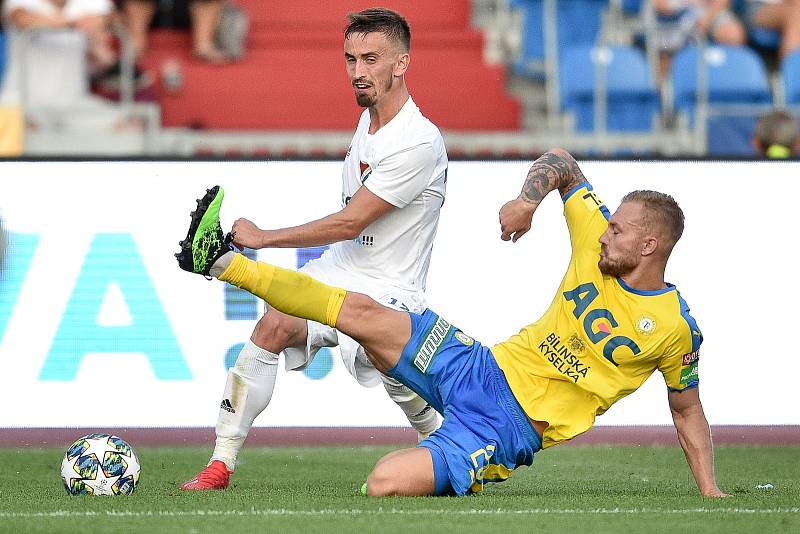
[{"xmin": 180, "ymin": 7, "xmax": 449, "ymax": 490}]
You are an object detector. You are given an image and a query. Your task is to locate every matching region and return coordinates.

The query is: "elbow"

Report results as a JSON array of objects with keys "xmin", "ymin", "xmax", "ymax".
[{"xmin": 546, "ymin": 147, "xmax": 574, "ymax": 161}]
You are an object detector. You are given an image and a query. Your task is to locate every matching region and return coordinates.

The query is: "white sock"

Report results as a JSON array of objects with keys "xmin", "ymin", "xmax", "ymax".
[
  {"xmin": 210, "ymin": 250, "xmax": 236, "ymax": 278},
  {"xmin": 211, "ymin": 340, "xmax": 279, "ymax": 471},
  {"xmin": 380, "ymin": 374, "xmax": 442, "ymax": 441}
]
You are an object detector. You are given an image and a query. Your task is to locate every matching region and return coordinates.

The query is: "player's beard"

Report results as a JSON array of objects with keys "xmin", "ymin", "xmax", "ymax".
[
  {"xmin": 598, "ymin": 249, "xmax": 639, "ymax": 278},
  {"xmin": 355, "ymin": 91, "xmax": 375, "ymax": 107},
  {"xmin": 355, "ymin": 74, "xmax": 393, "ymax": 108}
]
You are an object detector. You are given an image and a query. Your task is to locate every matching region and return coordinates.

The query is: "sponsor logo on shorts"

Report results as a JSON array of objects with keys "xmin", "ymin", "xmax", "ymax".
[
  {"xmin": 413, "ymin": 316, "xmax": 451, "ymax": 373},
  {"xmin": 454, "ymin": 331, "xmax": 473, "ymax": 347},
  {"xmin": 682, "ymin": 350, "xmax": 699, "ymax": 366}
]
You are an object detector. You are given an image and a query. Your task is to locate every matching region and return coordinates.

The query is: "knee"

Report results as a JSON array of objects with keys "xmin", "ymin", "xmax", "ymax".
[
  {"xmin": 251, "ymin": 312, "xmax": 305, "ymax": 352},
  {"xmin": 365, "ymin": 464, "xmax": 399, "ymax": 497}
]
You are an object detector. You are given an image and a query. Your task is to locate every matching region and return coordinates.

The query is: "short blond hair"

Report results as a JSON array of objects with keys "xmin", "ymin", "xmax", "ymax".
[{"xmin": 622, "ymin": 190, "xmax": 684, "ymax": 255}]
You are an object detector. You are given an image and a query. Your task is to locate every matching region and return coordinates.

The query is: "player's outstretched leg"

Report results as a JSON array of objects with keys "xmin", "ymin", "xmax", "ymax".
[{"xmin": 175, "ymin": 188, "xmax": 411, "ymax": 390}]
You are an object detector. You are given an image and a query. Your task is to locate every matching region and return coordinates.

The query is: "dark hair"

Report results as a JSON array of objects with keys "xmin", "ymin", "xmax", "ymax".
[
  {"xmin": 345, "ymin": 8, "xmax": 411, "ymax": 51},
  {"xmin": 622, "ymin": 190, "xmax": 684, "ymax": 255},
  {"xmin": 755, "ymin": 110, "xmax": 799, "ymax": 154}
]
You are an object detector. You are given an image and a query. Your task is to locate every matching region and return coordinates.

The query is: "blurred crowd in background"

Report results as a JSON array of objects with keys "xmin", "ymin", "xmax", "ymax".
[{"xmin": 0, "ymin": 0, "xmax": 797, "ymax": 158}]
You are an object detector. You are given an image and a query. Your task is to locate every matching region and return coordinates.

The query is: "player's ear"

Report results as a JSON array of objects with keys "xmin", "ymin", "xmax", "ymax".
[
  {"xmin": 641, "ymin": 236, "xmax": 658, "ymax": 257},
  {"xmin": 394, "ymin": 52, "xmax": 410, "ymax": 77}
]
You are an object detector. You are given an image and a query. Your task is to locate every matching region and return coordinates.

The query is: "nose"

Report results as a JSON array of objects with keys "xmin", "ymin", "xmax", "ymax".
[
  {"xmin": 353, "ymin": 59, "xmax": 368, "ymax": 79},
  {"xmin": 598, "ymin": 230, "xmax": 608, "ymax": 245}
]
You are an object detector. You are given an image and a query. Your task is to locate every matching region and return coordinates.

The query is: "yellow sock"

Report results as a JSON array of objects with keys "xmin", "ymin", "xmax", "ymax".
[{"xmin": 219, "ymin": 253, "xmax": 346, "ymax": 327}]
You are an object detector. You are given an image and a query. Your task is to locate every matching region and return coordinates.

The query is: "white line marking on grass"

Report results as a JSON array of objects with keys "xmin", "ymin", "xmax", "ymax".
[{"xmin": 0, "ymin": 508, "xmax": 798, "ymax": 518}]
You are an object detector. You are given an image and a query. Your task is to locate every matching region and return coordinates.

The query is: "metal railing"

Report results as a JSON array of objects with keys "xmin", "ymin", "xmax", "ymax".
[{"xmin": 8, "ymin": 27, "xmax": 160, "ymax": 154}]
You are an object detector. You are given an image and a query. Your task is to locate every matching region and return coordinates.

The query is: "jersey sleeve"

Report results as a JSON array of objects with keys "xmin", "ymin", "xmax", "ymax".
[
  {"xmin": 562, "ymin": 181, "xmax": 611, "ymax": 255},
  {"xmin": 658, "ymin": 294, "xmax": 702, "ymax": 391},
  {"xmin": 363, "ymin": 143, "xmax": 436, "ymax": 208}
]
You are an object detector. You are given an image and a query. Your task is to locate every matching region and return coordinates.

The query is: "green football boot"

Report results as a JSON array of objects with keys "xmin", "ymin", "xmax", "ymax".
[{"xmin": 176, "ymin": 186, "xmax": 232, "ymax": 276}]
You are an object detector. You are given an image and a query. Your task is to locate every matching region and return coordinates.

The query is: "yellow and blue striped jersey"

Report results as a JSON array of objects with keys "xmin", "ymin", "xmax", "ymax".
[{"xmin": 492, "ymin": 182, "xmax": 701, "ymax": 448}]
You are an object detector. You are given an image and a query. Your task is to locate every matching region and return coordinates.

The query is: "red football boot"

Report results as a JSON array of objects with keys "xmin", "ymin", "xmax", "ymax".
[{"xmin": 180, "ymin": 460, "xmax": 232, "ymax": 490}]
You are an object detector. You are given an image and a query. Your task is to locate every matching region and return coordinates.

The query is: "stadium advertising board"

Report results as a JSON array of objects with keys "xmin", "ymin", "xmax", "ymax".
[{"xmin": 0, "ymin": 160, "xmax": 796, "ymax": 427}]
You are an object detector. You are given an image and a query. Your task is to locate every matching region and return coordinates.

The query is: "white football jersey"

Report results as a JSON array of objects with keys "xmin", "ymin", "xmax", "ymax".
[{"xmin": 328, "ymin": 96, "xmax": 448, "ymax": 293}]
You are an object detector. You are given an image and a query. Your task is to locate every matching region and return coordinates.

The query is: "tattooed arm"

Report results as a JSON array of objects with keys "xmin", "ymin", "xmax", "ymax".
[{"xmin": 499, "ymin": 148, "xmax": 587, "ymax": 242}]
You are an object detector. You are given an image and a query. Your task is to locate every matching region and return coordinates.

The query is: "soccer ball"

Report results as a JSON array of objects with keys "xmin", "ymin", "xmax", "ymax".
[{"xmin": 60, "ymin": 433, "xmax": 140, "ymax": 495}]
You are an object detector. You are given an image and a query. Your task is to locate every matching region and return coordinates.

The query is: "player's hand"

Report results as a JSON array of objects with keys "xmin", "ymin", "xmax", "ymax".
[
  {"xmin": 230, "ymin": 218, "xmax": 264, "ymax": 250},
  {"xmin": 499, "ymin": 198, "xmax": 536, "ymax": 242}
]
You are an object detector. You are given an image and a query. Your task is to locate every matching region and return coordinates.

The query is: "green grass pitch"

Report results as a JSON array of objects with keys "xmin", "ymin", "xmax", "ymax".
[{"xmin": 0, "ymin": 445, "xmax": 797, "ymax": 533}]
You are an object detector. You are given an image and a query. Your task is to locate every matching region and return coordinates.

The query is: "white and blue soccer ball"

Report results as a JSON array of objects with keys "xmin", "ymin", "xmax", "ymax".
[{"xmin": 60, "ymin": 433, "xmax": 141, "ymax": 495}]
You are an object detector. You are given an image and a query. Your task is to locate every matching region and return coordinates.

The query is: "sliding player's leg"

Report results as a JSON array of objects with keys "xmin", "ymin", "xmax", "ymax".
[
  {"xmin": 175, "ymin": 186, "xmax": 410, "ymax": 373},
  {"xmin": 175, "ymin": 190, "xmax": 472, "ymax": 496}
]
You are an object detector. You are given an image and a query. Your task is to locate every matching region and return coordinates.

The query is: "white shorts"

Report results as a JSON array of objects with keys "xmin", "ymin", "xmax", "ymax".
[{"xmin": 279, "ymin": 256, "xmax": 425, "ymax": 387}]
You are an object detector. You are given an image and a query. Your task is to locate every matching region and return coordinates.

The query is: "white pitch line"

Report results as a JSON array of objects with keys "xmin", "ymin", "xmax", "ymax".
[{"xmin": 0, "ymin": 508, "xmax": 798, "ymax": 518}]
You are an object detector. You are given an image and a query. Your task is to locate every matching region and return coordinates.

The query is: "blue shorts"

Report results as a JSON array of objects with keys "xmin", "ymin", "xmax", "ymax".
[{"xmin": 387, "ymin": 309, "xmax": 542, "ymax": 496}]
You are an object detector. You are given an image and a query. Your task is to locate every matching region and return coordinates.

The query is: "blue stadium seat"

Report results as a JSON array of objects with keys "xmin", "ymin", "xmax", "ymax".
[
  {"xmin": 707, "ymin": 114, "xmax": 761, "ymax": 156},
  {"xmin": 511, "ymin": 0, "xmax": 608, "ymax": 78},
  {"xmin": 749, "ymin": 27, "xmax": 780, "ymax": 50},
  {"xmin": 559, "ymin": 44, "xmax": 659, "ymax": 132},
  {"xmin": 622, "ymin": 0, "xmax": 643, "ymax": 14},
  {"xmin": 782, "ymin": 49, "xmax": 800, "ymax": 105},
  {"xmin": 671, "ymin": 45, "xmax": 772, "ymax": 118}
]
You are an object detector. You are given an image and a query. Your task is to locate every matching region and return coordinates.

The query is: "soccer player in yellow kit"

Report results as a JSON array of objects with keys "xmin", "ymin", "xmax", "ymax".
[{"xmin": 177, "ymin": 148, "xmax": 727, "ymax": 498}]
